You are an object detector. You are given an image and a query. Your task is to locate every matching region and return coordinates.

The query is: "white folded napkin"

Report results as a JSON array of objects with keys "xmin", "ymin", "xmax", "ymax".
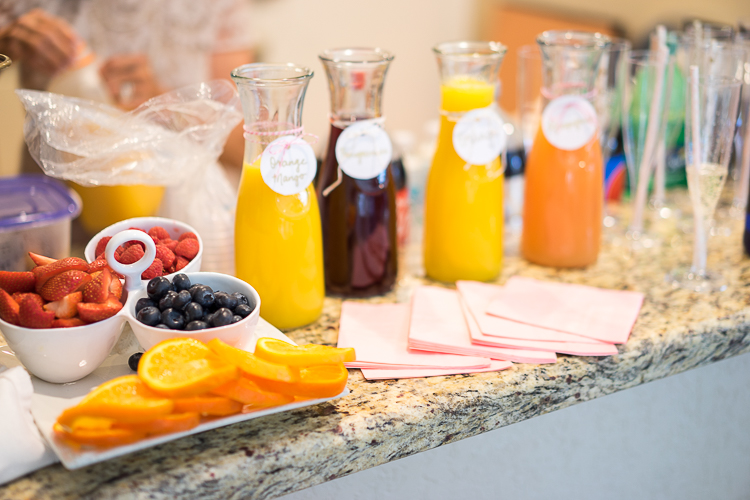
[{"xmin": 0, "ymin": 367, "xmax": 58, "ymax": 485}]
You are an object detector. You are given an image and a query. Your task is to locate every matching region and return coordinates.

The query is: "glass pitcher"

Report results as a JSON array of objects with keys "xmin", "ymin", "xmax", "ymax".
[
  {"xmin": 423, "ymin": 41, "xmax": 507, "ymax": 283},
  {"xmin": 317, "ymin": 48, "xmax": 397, "ymax": 297},
  {"xmin": 521, "ymin": 31, "xmax": 610, "ymax": 268},
  {"xmin": 231, "ymin": 63, "xmax": 324, "ymax": 329}
]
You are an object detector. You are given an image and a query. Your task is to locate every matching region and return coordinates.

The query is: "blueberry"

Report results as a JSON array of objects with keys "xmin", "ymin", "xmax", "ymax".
[
  {"xmin": 204, "ymin": 312, "xmax": 216, "ymax": 326},
  {"xmin": 173, "ymin": 273, "xmax": 191, "ymax": 292},
  {"xmin": 215, "ymin": 292, "xmax": 238, "ymax": 310},
  {"xmin": 173, "ymin": 290, "xmax": 192, "ymax": 310},
  {"xmin": 161, "ymin": 308, "xmax": 185, "ymax": 330},
  {"xmin": 234, "ymin": 304, "xmax": 253, "ymax": 318},
  {"xmin": 211, "ymin": 308, "xmax": 234, "ymax": 327},
  {"xmin": 185, "ymin": 320, "xmax": 209, "ymax": 331},
  {"xmin": 188, "ymin": 284, "xmax": 203, "ymax": 298},
  {"xmin": 232, "ymin": 292, "xmax": 249, "ymax": 307},
  {"xmin": 193, "ymin": 287, "xmax": 215, "ymax": 309},
  {"xmin": 128, "ymin": 352, "xmax": 143, "ymax": 372},
  {"xmin": 147, "ymin": 276, "xmax": 172, "ymax": 301},
  {"xmin": 136, "ymin": 306, "xmax": 161, "ymax": 326},
  {"xmin": 159, "ymin": 290, "xmax": 178, "ymax": 311},
  {"xmin": 135, "ymin": 298, "xmax": 157, "ymax": 314},
  {"xmin": 155, "ymin": 323, "xmax": 170, "ymax": 329},
  {"xmin": 232, "ymin": 315, "xmax": 243, "ymax": 323},
  {"xmin": 184, "ymin": 302, "xmax": 204, "ymax": 322}
]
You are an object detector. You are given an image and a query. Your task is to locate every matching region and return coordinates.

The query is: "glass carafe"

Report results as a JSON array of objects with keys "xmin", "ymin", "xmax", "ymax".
[
  {"xmin": 231, "ymin": 63, "xmax": 324, "ymax": 329},
  {"xmin": 521, "ymin": 31, "xmax": 610, "ymax": 268},
  {"xmin": 317, "ymin": 48, "xmax": 397, "ymax": 296},
  {"xmin": 423, "ymin": 41, "xmax": 507, "ymax": 283}
]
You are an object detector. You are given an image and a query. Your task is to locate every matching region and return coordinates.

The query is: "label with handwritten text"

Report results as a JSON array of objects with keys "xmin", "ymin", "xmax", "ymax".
[
  {"xmin": 452, "ymin": 108, "xmax": 507, "ymax": 166},
  {"xmin": 541, "ymin": 95, "xmax": 597, "ymax": 151},
  {"xmin": 335, "ymin": 119, "xmax": 393, "ymax": 180},
  {"xmin": 260, "ymin": 135, "xmax": 317, "ymax": 196}
]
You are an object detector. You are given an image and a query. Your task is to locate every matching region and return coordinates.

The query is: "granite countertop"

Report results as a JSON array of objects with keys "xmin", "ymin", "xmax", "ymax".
[{"xmin": 3, "ymin": 197, "xmax": 750, "ymax": 499}]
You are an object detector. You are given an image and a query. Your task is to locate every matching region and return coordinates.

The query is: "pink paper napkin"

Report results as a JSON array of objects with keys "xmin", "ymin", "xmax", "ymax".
[
  {"xmin": 408, "ymin": 286, "xmax": 557, "ymax": 365},
  {"xmin": 360, "ymin": 360, "xmax": 512, "ymax": 380},
  {"xmin": 457, "ymin": 281, "xmax": 605, "ymax": 344},
  {"xmin": 486, "ymin": 277, "xmax": 644, "ymax": 344},
  {"xmin": 337, "ymin": 302, "xmax": 491, "ymax": 369}
]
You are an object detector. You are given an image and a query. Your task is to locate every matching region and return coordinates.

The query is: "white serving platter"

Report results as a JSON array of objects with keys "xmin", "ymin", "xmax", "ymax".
[{"xmin": 0, "ymin": 318, "xmax": 348, "ymax": 470}]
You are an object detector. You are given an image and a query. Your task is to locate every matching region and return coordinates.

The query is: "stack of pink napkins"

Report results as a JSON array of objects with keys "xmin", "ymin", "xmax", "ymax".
[{"xmin": 337, "ymin": 277, "xmax": 644, "ymax": 380}]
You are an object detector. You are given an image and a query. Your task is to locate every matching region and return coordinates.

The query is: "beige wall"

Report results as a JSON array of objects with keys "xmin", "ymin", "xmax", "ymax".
[{"xmin": 0, "ymin": 65, "xmax": 24, "ymax": 177}]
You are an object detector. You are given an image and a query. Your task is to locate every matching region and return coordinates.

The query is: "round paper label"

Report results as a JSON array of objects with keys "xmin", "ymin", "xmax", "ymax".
[
  {"xmin": 541, "ymin": 95, "xmax": 598, "ymax": 151},
  {"xmin": 260, "ymin": 135, "xmax": 317, "ymax": 196},
  {"xmin": 335, "ymin": 120, "xmax": 393, "ymax": 180},
  {"xmin": 452, "ymin": 108, "xmax": 507, "ymax": 165}
]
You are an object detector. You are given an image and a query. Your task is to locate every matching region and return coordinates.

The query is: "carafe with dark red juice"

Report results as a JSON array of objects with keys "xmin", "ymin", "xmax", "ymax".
[{"xmin": 317, "ymin": 48, "xmax": 397, "ymax": 296}]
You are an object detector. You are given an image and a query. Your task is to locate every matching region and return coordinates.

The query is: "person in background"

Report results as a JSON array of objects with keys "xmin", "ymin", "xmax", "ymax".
[{"xmin": 0, "ymin": 0, "xmax": 254, "ymax": 175}]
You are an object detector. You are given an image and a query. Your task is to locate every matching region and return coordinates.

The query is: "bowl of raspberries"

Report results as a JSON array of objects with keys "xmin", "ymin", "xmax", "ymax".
[{"xmin": 84, "ymin": 217, "xmax": 203, "ymax": 282}]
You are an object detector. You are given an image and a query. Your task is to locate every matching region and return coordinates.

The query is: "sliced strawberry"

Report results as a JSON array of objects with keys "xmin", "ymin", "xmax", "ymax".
[
  {"xmin": 95, "ymin": 236, "xmax": 112, "ymax": 257},
  {"xmin": 18, "ymin": 295, "xmax": 55, "ymax": 329},
  {"xmin": 44, "ymin": 291, "xmax": 83, "ymax": 319},
  {"xmin": 52, "ymin": 318, "xmax": 86, "ymax": 328},
  {"xmin": 109, "ymin": 277, "xmax": 123, "ymax": 300},
  {"xmin": 87, "ymin": 259, "xmax": 110, "ymax": 274},
  {"xmin": 141, "ymin": 258, "xmax": 163, "ymax": 280},
  {"xmin": 28, "ymin": 252, "xmax": 57, "ymax": 267},
  {"xmin": 155, "ymin": 245, "xmax": 175, "ymax": 269},
  {"xmin": 175, "ymin": 239, "xmax": 199, "ymax": 260},
  {"xmin": 40, "ymin": 270, "xmax": 92, "ymax": 302},
  {"xmin": 175, "ymin": 256, "xmax": 189, "ymax": 271},
  {"xmin": 32, "ymin": 257, "xmax": 89, "ymax": 292},
  {"xmin": 148, "ymin": 226, "xmax": 170, "ymax": 241},
  {"xmin": 0, "ymin": 289, "xmax": 20, "ymax": 325},
  {"xmin": 163, "ymin": 239, "xmax": 178, "ymax": 252},
  {"xmin": 117, "ymin": 245, "xmax": 145, "ymax": 265},
  {"xmin": 82, "ymin": 269, "xmax": 112, "ymax": 304},
  {"xmin": 0, "ymin": 271, "xmax": 36, "ymax": 294},
  {"xmin": 12, "ymin": 292, "xmax": 43, "ymax": 307},
  {"xmin": 178, "ymin": 232, "xmax": 198, "ymax": 241},
  {"xmin": 77, "ymin": 295, "xmax": 123, "ymax": 324}
]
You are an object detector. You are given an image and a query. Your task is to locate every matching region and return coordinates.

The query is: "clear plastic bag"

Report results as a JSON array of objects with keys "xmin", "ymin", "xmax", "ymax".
[{"xmin": 17, "ymin": 80, "xmax": 243, "ymax": 275}]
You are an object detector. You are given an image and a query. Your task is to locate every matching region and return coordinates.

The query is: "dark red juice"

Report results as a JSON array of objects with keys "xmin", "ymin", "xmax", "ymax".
[{"xmin": 317, "ymin": 124, "xmax": 398, "ymax": 296}]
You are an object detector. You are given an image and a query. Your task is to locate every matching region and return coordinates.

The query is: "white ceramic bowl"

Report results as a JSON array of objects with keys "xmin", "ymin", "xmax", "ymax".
[
  {"xmin": 127, "ymin": 272, "xmax": 261, "ymax": 351},
  {"xmin": 84, "ymin": 216, "xmax": 203, "ymax": 282}
]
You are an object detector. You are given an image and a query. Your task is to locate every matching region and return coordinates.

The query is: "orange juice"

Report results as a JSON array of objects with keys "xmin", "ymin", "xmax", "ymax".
[
  {"xmin": 423, "ymin": 78, "xmax": 504, "ymax": 282},
  {"xmin": 234, "ymin": 160, "xmax": 324, "ymax": 329},
  {"xmin": 71, "ymin": 184, "xmax": 165, "ymax": 234},
  {"xmin": 521, "ymin": 126, "xmax": 602, "ymax": 268}
]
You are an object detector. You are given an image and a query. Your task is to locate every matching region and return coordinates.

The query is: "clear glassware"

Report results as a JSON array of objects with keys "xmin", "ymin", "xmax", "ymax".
[
  {"xmin": 729, "ymin": 34, "xmax": 750, "ymax": 219},
  {"xmin": 668, "ymin": 68, "xmax": 742, "ymax": 292},
  {"xmin": 316, "ymin": 48, "xmax": 397, "ymax": 297},
  {"xmin": 231, "ymin": 63, "xmax": 324, "ymax": 329},
  {"xmin": 521, "ymin": 31, "xmax": 610, "ymax": 268},
  {"xmin": 423, "ymin": 41, "xmax": 507, "ymax": 282}
]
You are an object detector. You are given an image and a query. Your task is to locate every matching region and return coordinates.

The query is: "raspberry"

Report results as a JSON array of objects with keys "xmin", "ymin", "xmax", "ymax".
[
  {"xmin": 162, "ymin": 239, "xmax": 178, "ymax": 252},
  {"xmin": 155, "ymin": 245, "xmax": 175, "ymax": 269},
  {"xmin": 178, "ymin": 232, "xmax": 198, "ymax": 241},
  {"xmin": 175, "ymin": 239, "xmax": 199, "ymax": 260},
  {"xmin": 129, "ymin": 227, "xmax": 147, "ymax": 233},
  {"xmin": 141, "ymin": 258, "xmax": 164, "ymax": 280},
  {"xmin": 118, "ymin": 244, "xmax": 145, "ymax": 264},
  {"xmin": 175, "ymin": 256, "xmax": 189, "ymax": 271},
  {"xmin": 123, "ymin": 240, "xmax": 146, "ymax": 251},
  {"xmin": 148, "ymin": 226, "xmax": 170, "ymax": 241},
  {"xmin": 95, "ymin": 236, "xmax": 112, "ymax": 256}
]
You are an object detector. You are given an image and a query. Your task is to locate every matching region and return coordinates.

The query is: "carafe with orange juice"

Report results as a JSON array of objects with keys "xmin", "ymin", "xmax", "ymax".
[
  {"xmin": 423, "ymin": 41, "xmax": 507, "ymax": 283},
  {"xmin": 521, "ymin": 31, "xmax": 610, "ymax": 268},
  {"xmin": 231, "ymin": 64, "xmax": 324, "ymax": 329}
]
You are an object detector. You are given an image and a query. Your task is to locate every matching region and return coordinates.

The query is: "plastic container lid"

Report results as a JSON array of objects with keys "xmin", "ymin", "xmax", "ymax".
[{"xmin": 0, "ymin": 175, "xmax": 81, "ymax": 233}]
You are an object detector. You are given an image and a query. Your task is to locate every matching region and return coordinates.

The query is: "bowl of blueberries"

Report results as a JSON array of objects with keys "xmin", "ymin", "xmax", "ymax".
[{"xmin": 128, "ymin": 272, "xmax": 261, "ymax": 350}]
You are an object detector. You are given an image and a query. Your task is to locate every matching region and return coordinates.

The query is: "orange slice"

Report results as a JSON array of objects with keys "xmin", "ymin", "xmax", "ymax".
[
  {"xmin": 138, "ymin": 338, "xmax": 239, "ymax": 398},
  {"xmin": 57, "ymin": 375, "xmax": 174, "ymax": 426},
  {"xmin": 68, "ymin": 416, "xmax": 115, "ymax": 432},
  {"xmin": 254, "ymin": 338, "xmax": 355, "ymax": 366},
  {"xmin": 54, "ymin": 422, "xmax": 145, "ymax": 448},
  {"xmin": 249, "ymin": 363, "xmax": 349, "ymax": 399},
  {"xmin": 210, "ymin": 377, "xmax": 294, "ymax": 407},
  {"xmin": 172, "ymin": 396, "xmax": 243, "ymax": 416},
  {"xmin": 207, "ymin": 339, "xmax": 298, "ymax": 383},
  {"xmin": 114, "ymin": 413, "xmax": 201, "ymax": 436}
]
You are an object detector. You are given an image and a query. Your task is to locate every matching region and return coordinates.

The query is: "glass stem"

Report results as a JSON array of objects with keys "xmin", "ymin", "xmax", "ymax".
[{"xmin": 691, "ymin": 210, "xmax": 708, "ymax": 276}]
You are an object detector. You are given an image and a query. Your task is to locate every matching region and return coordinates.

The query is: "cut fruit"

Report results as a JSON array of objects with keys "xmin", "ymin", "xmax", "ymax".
[
  {"xmin": 54, "ymin": 422, "xmax": 144, "ymax": 448},
  {"xmin": 138, "ymin": 338, "xmax": 239, "ymax": 398},
  {"xmin": 44, "ymin": 291, "xmax": 83, "ymax": 319},
  {"xmin": 0, "ymin": 271, "xmax": 35, "ymax": 294},
  {"xmin": 18, "ymin": 294, "xmax": 55, "ymax": 329},
  {"xmin": 109, "ymin": 278, "xmax": 123, "ymax": 300},
  {"xmin": 113, "ymin": 413, "xmax": 200, "ymax": 436},
  {"xmin": 207, "ymin": 339, "xmax": 298, "ymax": 383},
  {"xmin": 57, "ymin": 375, "xmax": 174, "ymax": 426},
  {"xmin": 171, "ymin": 396, "xmax": 243, "ymax": 416},
  {"xmin": 250, "ymin": 363, "xmax": 349, "ymax": 399},
  {"xmin": 32, "ymin": 257, "xmax": 89, "ymax": 292},
  {"xmin": 39, "ymin": 270, "xmax": 91, "ymax": 301},
  {"xmin": 0, "ymin": 289, "xmax": 20, "ymax": 325},
  {"xmin": 52, "ymin": 317, "xmax": 86, "ymax": 328},
  {"xmin": 28, "ymin": 252, "xmax": 57, "ymax": 267},
  {"xmin": 210, "ymin": 377, "xmax": 294, "ymax": 407},
  {"xmin": 82, "ymin": 269, "xmax": 112, "ymax": 304},
  {"xmin": 12, "ymin": 292, "xmax": 44, "ymax": 307},
  {"xmin": 77, "ymin": 295, "xmax": 123, "ymax": 323},
  {"xmin": 254, "ymin": 338, "xmax": 356, "ymax": 367}
]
